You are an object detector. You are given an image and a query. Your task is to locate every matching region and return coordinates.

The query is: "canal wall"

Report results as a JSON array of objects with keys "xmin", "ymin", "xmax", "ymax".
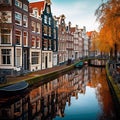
[
  {"xmin": 25, "ymin": 64, "xmax": 75, "ymax": 87},
  {"xmin": 105, "ymin": 62, "xmax": 120, "ymax": 116}
]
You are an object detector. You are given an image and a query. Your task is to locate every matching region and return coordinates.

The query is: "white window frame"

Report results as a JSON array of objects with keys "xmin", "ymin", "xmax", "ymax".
[
  {"xmin": 1, "ymin": 49, "xmax": 11, "ymax": 65},
  {"xmin": 0, "ymin": 28, "xmax": 12, "ymax": 45},
  {"xmin": 23, "ymin": 31, "xmax": 28, "ymax": 46},
  {"xmin": 23, "ymin": 4, "xmax": 28, "ymax": 12},
  {"xmin": 15, "ymin": 12, "xmax": 22, "ymax": 26},
  {"xmin": 23, "ymin": 15, "xmax": 28, "ymax": 27},
  {"xmin": 15, "ymin": 0, "xmax": 22, "ymax": 8},
  {"xmin": 15, "ymin": 29, "xmax": 22, "ymax": 45}
]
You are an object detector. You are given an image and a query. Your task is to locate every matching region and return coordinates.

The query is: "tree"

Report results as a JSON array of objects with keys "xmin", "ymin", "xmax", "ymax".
[{"xmin": 95, "ymin": 0, "xmax": 120, "ymax": 60}]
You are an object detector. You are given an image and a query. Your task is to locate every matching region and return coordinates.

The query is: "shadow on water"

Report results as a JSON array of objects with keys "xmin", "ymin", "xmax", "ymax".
[{"xmin": 0, "ymin": 66, "xmax": 119, "ymax": 120}]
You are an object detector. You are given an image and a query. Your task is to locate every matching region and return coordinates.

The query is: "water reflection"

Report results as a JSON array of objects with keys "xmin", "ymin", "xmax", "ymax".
[{"xmin": 0, "ymin": 67, "xmax": 117, "ymax": 120}]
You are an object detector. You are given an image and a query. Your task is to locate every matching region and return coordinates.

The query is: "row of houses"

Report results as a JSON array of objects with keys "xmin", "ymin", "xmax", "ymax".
[{"xmin": 0, "ymin": 0, "xmax": 94, "ymax": 75}]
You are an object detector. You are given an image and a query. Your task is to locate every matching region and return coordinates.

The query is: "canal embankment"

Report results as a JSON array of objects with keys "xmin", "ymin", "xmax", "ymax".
[
  {"xmin": 0, "ymin": 64, "xmax": 75, "ymax": 88},
  {"xmin": 105, "ymin": 61, "xmax": 120, "ymax": 116}
]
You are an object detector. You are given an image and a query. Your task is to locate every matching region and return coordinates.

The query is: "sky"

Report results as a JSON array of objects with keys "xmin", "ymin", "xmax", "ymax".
[{"xmin": 29, "ymin": 0, "xmax": 102, "ymax": 31}]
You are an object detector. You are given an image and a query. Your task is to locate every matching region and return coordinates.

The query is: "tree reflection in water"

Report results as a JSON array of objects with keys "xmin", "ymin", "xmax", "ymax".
[{"xmin": 0, "ymin": 67, "xmax": 117, "ymax": 120}]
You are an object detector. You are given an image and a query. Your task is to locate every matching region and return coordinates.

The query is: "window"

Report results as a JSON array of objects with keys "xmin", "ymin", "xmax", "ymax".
[
  {"xmin": 54, "ymin": 29, "xmax": 56, "ymax": 39},
  {"xmin": 15, "ymin": 0, "xmax": 22, "ymax": 8},
  {"xmin": 15, "ymin": 30, "xmax": 21, "ymax": 45},
  {"xmin": 46, "ymin": 6, "xmax": 50, "ymax": 13},
  {"xmin": 23, "ymin": 31, "xmax": 28, "ymax": 46},
  {"xmin": 48, "ymin": 40, "xmax": 51, "ymax": 50},
  {"xmin": 49, "ymin": 53, "xmax": 51, "ymax": 62},
  {"xmin": 49, "ymin": 17, "xmax": 51, "ymax": 25},
  {"xmin": 16, "ymin": 49, "xmax": 21, "ymax": 66},
  {"xmin": 36, "ymin": 37, "xmax": 40, "ymax": 48},
  {"xmin": 31, "ymin": 52, "xmax": 39, "ymax": 64},
  {"xmin": 23, "ymin": 4, "xmax": 28, "ymax": 12},
  {"xmin": 43, "ymin": 25, "xmax": 47, "ymax": 35},
  {"xmin": 1, "ymin": 49, "xmax": 11, "ymax": 64},
  {"xmin": 33, "ymin": 9, "xmax": 38, "ymax": 17},
  {"xmin": 31, "ymin": 36, "xmax": 36, "ymax": 47},
  {"xmin": 54, "ymin": 41, "xmax": 57, "ymax": 51},
  {"xmin": 31, "ymin": 21, "xmax": 36, "ymax": 32},
  {"xmin": 49, "ymin": 27, "xmax": 51, "ymax": 36},
  {"xmin": 43, "ymin": 39, "xmax": 48, "ymax": 50},
  {"xmin": 36, "ymin": 23, "xmax": 40, "ymax": 33},
  {"xmin": 23, "ymin": 15, "xmax": 28, "ymax": 27},
  {"xmin": 44, "ymin": 15, "xmax": 47, "ymax": 24},
  {"xmin": 1, "ymin": 28, "xmax": 11, "ymax": 44},
  {"xmin": 15, "ymin": 12, "xmax": 22, "ymax": 25}
]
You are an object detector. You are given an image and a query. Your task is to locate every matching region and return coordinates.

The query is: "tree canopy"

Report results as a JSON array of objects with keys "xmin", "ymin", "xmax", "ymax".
[{"xmin": 95, "ymin": 0, "xmax": 120, "ymax": 55}]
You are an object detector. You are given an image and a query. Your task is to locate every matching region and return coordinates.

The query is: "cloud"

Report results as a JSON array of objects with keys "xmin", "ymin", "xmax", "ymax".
[{"xmin": 29, "ymin": 0, "xmax": 100, "ymax": 31}]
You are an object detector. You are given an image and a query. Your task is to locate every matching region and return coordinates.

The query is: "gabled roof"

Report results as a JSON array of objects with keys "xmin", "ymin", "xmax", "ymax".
[{"xmin": 29, "ymin": 1, "xmax": 45, "ymax": 15}]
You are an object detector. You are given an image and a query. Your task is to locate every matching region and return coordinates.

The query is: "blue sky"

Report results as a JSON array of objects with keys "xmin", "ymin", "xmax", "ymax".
[{"xmin": 29, "ymin": 0, "xmax": 102, "ymax": 31}]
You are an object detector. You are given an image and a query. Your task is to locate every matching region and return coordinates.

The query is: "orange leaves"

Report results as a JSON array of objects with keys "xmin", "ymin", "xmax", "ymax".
[{"xmin": 95, "ymin": 0, "xmax": 120, "ymax": 53}]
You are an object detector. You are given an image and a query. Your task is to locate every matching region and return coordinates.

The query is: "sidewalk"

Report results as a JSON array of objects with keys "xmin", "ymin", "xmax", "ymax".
[{"xmin": 2, "ymin": 65, "xmax": 68, "ymax": 86}]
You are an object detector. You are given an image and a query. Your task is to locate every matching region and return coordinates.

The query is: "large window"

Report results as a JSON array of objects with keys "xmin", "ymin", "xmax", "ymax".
[
  {"xmin": 1, "ymin": 49, "xmax": 11, "ymax": 64},
  {"xmin": 23, "ymin": 15, "xmax": 28, "ymax": 27},
  {"xmin": 1, "ymin": 28, "xmax": 11, "ymax": 44},
  {"xmin": 15, "ymin": 30, "xmax": 21, "ymax": 45},
  {"xmin": 31, "ymin": 52, "xmax": 39, "ymax": 64},
  {"xmin": 15, "ymin": 12, "xmax": 22, "ymax": 25}
]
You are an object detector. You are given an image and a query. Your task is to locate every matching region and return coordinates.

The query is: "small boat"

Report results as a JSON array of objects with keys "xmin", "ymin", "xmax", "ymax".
[
  {"xmin": 75, "ymin": 61, "xmax": 84, "ymax": 68},
  {"xmin": 0, "ymin": 81, "xmax": 29, "ymax": 93}
]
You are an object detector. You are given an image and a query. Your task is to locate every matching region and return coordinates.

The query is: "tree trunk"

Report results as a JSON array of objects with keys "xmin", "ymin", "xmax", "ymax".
[{"xmin": 114, "ymin": 43, "xmax": 117, "ymax": 61}]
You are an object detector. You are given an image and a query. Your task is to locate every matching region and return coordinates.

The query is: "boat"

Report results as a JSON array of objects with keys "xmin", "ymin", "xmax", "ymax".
[
  {"xmin": 75, "ymin": 61, "xmax": 84, "ymax": 68},
  {"xmin": 0, "ymin": 81, "xmax": 29, "ymax": 93}
]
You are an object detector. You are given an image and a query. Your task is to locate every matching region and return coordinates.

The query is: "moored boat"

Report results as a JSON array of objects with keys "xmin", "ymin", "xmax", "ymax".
[
  {"xmin": 75, "ymin": 61, "xmax": 84, "ymax": 68},
  {"xmin": 0, "ymin": 81, "xmax": 29, "ymax": 93}
]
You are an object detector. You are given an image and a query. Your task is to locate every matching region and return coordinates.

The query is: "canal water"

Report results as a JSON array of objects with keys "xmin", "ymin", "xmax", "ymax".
[{"xmin": 0, "ymin": 67, "xmax": 118, "ymax": 120}]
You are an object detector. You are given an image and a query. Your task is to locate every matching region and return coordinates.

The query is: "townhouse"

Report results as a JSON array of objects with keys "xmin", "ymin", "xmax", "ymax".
[
  {"xmin": 0, "ymin": 0, "xmax": 89, "ymax": 76},
  {"xmin": 29, "ymin": 5, "xmax": 42, "ymax": 71},
  {"xmin": 30, "ymin": 0, "xmax": 58, "ymax": 69},
  {"xmin": 0, "ymin": 0, "xmax": 30, "ymax": 75},
  {"xmin": 71, "ymin": 25, "xmax": 83, "ymax": 60},
  {"xmin": 81, "ymin": 26, "xmax": 89, "ymax": 57},
  {"xmin": 57, "ymin": 14, "xmax": 67, "ymax": 65}
]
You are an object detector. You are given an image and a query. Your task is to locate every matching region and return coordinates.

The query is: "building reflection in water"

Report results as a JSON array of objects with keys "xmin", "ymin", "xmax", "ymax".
[{"xmin": 0, "ymin": 67, "xmax": 117, "ymax": 120}]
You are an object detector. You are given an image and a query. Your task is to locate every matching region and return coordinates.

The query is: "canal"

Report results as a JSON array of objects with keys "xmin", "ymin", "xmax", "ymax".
[{"xmin": 0, "ymin": 66, "xmax": 118, "ymax": 120}]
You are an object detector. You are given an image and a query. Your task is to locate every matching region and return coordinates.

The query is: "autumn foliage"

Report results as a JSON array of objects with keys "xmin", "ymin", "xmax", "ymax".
[{"xmin": 95, "ymin": 0, "xmax": 120, "ymax": 58}]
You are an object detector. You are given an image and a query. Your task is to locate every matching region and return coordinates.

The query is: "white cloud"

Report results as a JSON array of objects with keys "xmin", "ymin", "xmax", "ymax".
[
  {"xmin": 29, "ymin": 0, "xmax": 100, "ymax": 31},
  {"xmin": 51, "ymin": 1, "xmax": 100, "ymax": 31}
]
